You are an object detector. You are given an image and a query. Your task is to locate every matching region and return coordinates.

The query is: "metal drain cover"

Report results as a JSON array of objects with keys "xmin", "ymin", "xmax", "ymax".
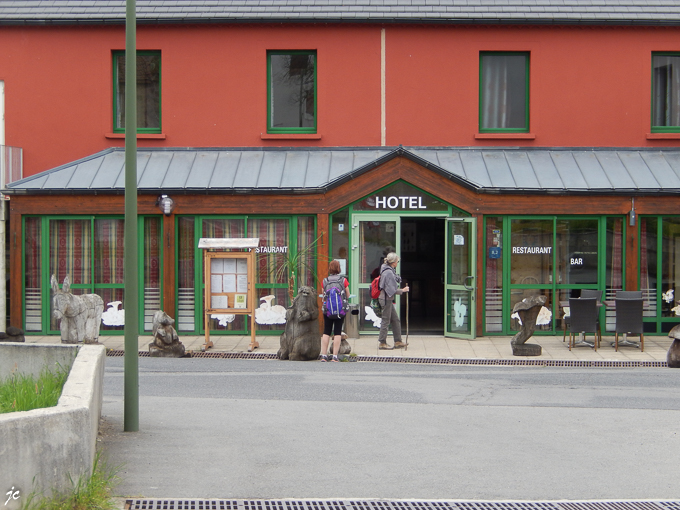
[{"xmin": 124, "ymin": 500, "xmax": 680, "ymax": 510}]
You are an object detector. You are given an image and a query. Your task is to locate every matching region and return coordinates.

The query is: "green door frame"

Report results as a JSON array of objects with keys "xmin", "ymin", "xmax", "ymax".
[{"xmin": 445, "ymin": 217, "xmax": 477, "ymax": 339}]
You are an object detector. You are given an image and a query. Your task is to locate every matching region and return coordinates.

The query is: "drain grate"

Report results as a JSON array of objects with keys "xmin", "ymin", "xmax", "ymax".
[
  {"xmin": 124, "ymin": 501, "xmax": 680, "ymax": 510},
  {"xmin": 105, "ymin": 349, "xmax": 668, "ymax": 368}
]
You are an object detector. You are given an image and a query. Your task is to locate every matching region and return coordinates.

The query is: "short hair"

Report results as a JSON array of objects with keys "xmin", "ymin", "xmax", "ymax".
[
  {"xmin": 329, "ymin": 259, "xmax": 341, "ymax": 275},
  {"xmin": 385, "ymin": 252, "xmax": 399, "ymax": 264}
]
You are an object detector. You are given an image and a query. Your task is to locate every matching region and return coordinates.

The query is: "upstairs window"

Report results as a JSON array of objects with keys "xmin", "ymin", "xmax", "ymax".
[
  {"xmin": 479, "ymin": 52, "xmax": 529, "ymax": 132},
  {"xmin": 267, "ymin": 51, "xmax": 316, "ymax": 133},
  {"xmin": 652, "ymin": 53, "xmax": 680, "ymax": 132},
  {"xmin": 113, "ymin": 51, "xmax": 161, "ymax": 133}
]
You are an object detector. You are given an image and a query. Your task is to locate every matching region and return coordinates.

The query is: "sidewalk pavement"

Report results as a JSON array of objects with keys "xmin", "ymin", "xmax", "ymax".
[{"xmin": 25, "ymin": 332, "xmax": 672, "ymax": 362}]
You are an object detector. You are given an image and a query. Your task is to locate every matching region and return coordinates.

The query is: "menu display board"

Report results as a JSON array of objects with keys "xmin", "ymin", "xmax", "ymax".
[
  {"xmin": 208, "ymin": 256, "xmax": 249, "ymax": 311},
  {"xmin": 200, "ymin": 238, "xmax": 260, "ymax": 352}
]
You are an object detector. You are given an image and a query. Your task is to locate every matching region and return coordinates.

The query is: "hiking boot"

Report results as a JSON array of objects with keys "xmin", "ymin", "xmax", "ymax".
[
  {"xmin": 393, "ymin": 341, "xmax": 407, "ymax": 349},
  {"xmin": 319, "ymin": 355, "xmax": 328, "ymax": 362},
  {"xmin": 378, "ymin": 342, "xmax": 392, "ymax": 350},
  {"xmin": 331, "ymin": 355, "xmax": 340, "ymax": 362}
]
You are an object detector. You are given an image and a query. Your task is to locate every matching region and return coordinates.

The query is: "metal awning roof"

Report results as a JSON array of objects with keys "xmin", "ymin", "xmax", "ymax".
[
  {"xmin": 2, "ymin": 1, "xmax": 680, "ymax": 26},
  {"xmin": 7, "ymin": 146, "xmax": 680, "ymax": 196}
]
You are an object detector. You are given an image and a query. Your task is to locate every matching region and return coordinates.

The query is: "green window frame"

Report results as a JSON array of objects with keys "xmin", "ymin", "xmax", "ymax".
[
  {"xmin": 21, "ymin": 215, "xmax": 163, "ymax": 335},
  {"xmin": 175, "ymin": 215, "xmax": 317, "ymax": 335},
  {"xmin": 482, "ymin": 215, "xmax": 627, "ymax": 336},
  {"xmin": 112, "ymin": 50, "xmax": 162, "ymax": 133},
  {"xmin": 651, "ymin": 53, "xmax": 680, "ymax": 133},
  {"xmin": 479, "ymin": 52, "xmax": 530, "ymax": 133},
  {"xmin": 638, "ymin": 215, "xmax": 680, "ymax": 334},
  {"xmin": 267, "ymin": 50, "xmax": 317, "ymax": 134}
]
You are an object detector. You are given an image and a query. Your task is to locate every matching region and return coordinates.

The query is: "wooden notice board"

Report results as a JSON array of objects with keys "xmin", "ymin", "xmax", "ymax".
[{"xmin": 199, "ymin": 238, "xmax": 259, "ymax": 352}]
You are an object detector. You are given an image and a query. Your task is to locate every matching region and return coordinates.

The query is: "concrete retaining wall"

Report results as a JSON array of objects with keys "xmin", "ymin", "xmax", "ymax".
[
  {"xmin": 0, "ymin": 342, "xmax": 77, "ymax": 378},
  {"xmin": 0, "ymin": 344, "xmax": 105, "ymax": 510}
]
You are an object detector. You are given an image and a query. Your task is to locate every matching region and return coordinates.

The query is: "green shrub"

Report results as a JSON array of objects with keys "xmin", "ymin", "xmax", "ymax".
[{"xmin": 0, "ymin": 364, "xmax": 69, "ymax": 414}]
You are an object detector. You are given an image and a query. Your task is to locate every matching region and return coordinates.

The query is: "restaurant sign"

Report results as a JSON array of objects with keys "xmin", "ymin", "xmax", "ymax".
[{"xmin": 512, "ymin": 246, "xmax": 553, "ymax": 254}]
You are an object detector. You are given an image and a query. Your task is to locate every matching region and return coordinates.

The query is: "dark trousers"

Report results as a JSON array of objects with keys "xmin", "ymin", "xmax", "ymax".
[{"xmin": 377, "ymin": 300, "xmax": 402, "ymax": 344}]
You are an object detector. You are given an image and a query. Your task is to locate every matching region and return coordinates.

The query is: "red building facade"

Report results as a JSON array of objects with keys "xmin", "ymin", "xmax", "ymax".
[{"xmin": 3, "ymin": 2, "xmax": 680, "ymax": 340}]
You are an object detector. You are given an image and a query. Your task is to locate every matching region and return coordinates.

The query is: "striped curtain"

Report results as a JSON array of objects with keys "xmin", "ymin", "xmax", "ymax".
[
  {"xmin": 609, "ymin": 218, "xmax": 623, "ymax": 291},
  {"xmin": 247, "ymin": 219, "xmax": 289, "ymax": 285},
  {"xmin": 177, "ymin": 217, "xmax": 195, "ymax": 289},
  {"xmin": 297, "ymin": 216, "xmax": 316, "ymax": 287},
  {"xmin": 94, "ymin": 219, "xmax": 125, "ymax": 284},
  {"xmin": 24, "ymin": 217, "xmax": 42, "ymax": 289},
  {"xmin": 202, "ymin": 219, "xmax": 245, "ymax": 242},
  {"xmin": 144, "ymin": 217, "xmax": 161, "ymax": 289},
  {"xmin": 49, "ymin": 219, "xmax": 91, "ymax": 285}
]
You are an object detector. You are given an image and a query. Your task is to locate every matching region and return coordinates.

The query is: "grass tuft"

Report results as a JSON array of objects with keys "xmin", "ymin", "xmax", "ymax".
[
  {"xmin": 22, "ymin": 453, "xmax": 120, "ymax": 510},
  {"xmin": 0, "ymin": 364, "xmax": 69, "ymax": 414}
]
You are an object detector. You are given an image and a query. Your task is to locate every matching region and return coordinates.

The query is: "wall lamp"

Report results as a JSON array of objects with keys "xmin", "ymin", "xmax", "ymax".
[
  {"xmin": 156, "ymin": 195, "xmax": 175, "ymax": 216},
  {"xmin": 629, "ymin": 197, "xmax": 636, "ymax": 227}
]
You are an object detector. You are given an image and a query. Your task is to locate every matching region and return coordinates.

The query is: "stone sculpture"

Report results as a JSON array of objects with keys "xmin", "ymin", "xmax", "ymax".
[
  {"xmin": 323, "ymin": 332, "xmax": 352, "ymax": 356},
  {"xmin": 510, "ymin": 294, "xmax": 547, "ymax": 356},
  {"xmin": 51, "ymin": 275, "xmax": 104, "ymax": 344},
  {"xmin": 149, "ymin": 310, "xmax": 185, "ymax": 357},
  {"xmin": 277, "ymin": 286, "xmax": 320, "ymax": 361},
  {"xmin": 0, "ymin": 326, "xmax": 25, "ymax": 342},
  {"xmin": 667, "ymin": 324, "xmax": 680, "ymax": 368}
]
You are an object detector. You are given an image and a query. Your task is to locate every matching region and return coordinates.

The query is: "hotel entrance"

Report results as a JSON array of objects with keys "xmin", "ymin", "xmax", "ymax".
[{"xmin": 345, "ymin": 182, "xmax": 476, "ymax": 338}]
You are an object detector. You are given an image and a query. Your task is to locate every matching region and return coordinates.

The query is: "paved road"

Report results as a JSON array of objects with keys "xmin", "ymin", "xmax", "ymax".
[{"xmin": 101, "ymin": 359, "xmax": 680, "ymax": 501}]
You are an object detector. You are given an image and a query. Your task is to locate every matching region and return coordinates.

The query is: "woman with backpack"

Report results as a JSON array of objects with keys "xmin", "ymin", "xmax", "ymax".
[
  {"xmin": 377, "ymin": 252, "xmax": 410, "ymax": 350},
  {"xmin": 320, "ymin": 259, "xmax": 350, "ymax": 362}
]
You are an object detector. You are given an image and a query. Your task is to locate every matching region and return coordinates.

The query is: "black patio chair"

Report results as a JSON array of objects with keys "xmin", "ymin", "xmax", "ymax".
[
  {"xmin": 616, "ymin": 290, "xmax": 643, "ymax": 299},
  {"xmin": 568, "ymin": 297, "xmax": 601, "ymax": 351},
  {"xmin": 563, "ymin": 290, "xmax": 603, "ymax": 342},
  {"xmin": 580, "ymin": 289, "xmax": 603, "ymax": 302},
  {"xmin": 614, "ymin": 298, "xmax": 645, "ymax": 352}
]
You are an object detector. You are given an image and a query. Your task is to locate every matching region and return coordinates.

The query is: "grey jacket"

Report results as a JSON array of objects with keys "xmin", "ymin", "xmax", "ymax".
[{"xmin": 378, "ymin": 263, "xmax": 403, "ymax": 305}]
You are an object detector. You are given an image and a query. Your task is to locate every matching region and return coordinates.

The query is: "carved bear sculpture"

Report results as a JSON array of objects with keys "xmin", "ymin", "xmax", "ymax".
[
  {"xmin": 51, "ymin": 275, "xmax": 104, "ymax": 344},
  {"xmin": 278, "ymin": 286, "xmax": 320, "ymax": 361},
  {"xmin": 149, "ymin": 310, "xmax": 185, "ymax": 358}
]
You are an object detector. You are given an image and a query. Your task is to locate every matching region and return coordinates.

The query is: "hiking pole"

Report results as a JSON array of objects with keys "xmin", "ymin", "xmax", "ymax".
[{"xmin": 404, "ymin": 283, "xmax": 409, "ymax": 351}]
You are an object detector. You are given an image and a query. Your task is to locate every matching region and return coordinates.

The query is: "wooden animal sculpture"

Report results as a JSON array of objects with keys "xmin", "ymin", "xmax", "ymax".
[
  {"xmin": 277, "ymin": 286, "xmax": 320, "ymax": 361},
  {"xmin": 51, "ymin": 275, "xmax": 104, "ymax": 344}
]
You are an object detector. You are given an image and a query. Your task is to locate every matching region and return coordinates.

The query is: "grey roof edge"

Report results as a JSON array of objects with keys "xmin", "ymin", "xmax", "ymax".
[
  {"xmin": 5, "ymin": 17, "xmax": 680, "ymax": 28},
  {"xmin": 7, "ymin": 146, "xmax": 680, "ymax": 197}
]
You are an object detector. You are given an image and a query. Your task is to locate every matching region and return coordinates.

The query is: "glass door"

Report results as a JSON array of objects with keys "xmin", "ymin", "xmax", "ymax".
[
  {"xmin": 445, "ymin": 218, "xmax": 477, "ymax": 338},
  {"xmin": 351, "ymin": 214, "xmax": 400, "ymax": 333}
]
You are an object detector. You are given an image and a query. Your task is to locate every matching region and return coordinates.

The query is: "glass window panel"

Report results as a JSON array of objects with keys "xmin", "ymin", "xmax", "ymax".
[
  {"xmin": 143, "ymin": 217, "xmax": 162, "ymax": 332},
  {"xmin": 177, "ymin": 217, "xmax": 195, "ymax": 332},
  {"xmin": 24, "ymin": 217, "xmax": 42, "ymax": 332},
  {"xmin": 640, "ymin": 217, "xmax": 658, "ymax": 319},
  {"xmin": 269, "ymin": 52, "xmax": 316, "ymax": 130},
  {"xmin": 297, "ymin": 216, "xmax": 317, "ymax": 287},
  {"xmin": 99, "ymin": 288, "xmax": 125, "ymax": 332},
  {"xmin": 652, "ymin": 54, "xmax": 680, "ymax": 128},
  {"xmin": 481, "ymin": 53, "xmax": 528, "ymax": 130},
  {"xmin": 661, "ymin": 217, "xmax": 680, "ymax": 317},
  {"xmin": 247, "ymin": 218, "xmax": 290, "ymax": 285},
  {"xmin": 94, "ymin": 219, "xmax": 125, "ymax": 285},
  {"xmin": 331, "ymin": 209, "xmax": 349, "ymax": 273},
  {"xmin": 115, "ymin": 52, "xmax": 161, "ymax": 131},
  {"xmin": 510, "ymin": 219, "xmax": 553, "ymax": 286},
  {"xmin": 49, "ymin": 219, "xmax": 91, "ymax": 285},
  {"xmin": 447, "ymin": 288, "xmax": 473, "ymax": 335},
  {"xmin": 555, "ymin": 219, "xmax": 598, "ymax": 286},
  {"xmin": 360, "ymin": 221, "xmax": 396, "ymax": 284},
  {"xmin": 485, "ymin": 217, "xmax": 503, "ymax": 332}
]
